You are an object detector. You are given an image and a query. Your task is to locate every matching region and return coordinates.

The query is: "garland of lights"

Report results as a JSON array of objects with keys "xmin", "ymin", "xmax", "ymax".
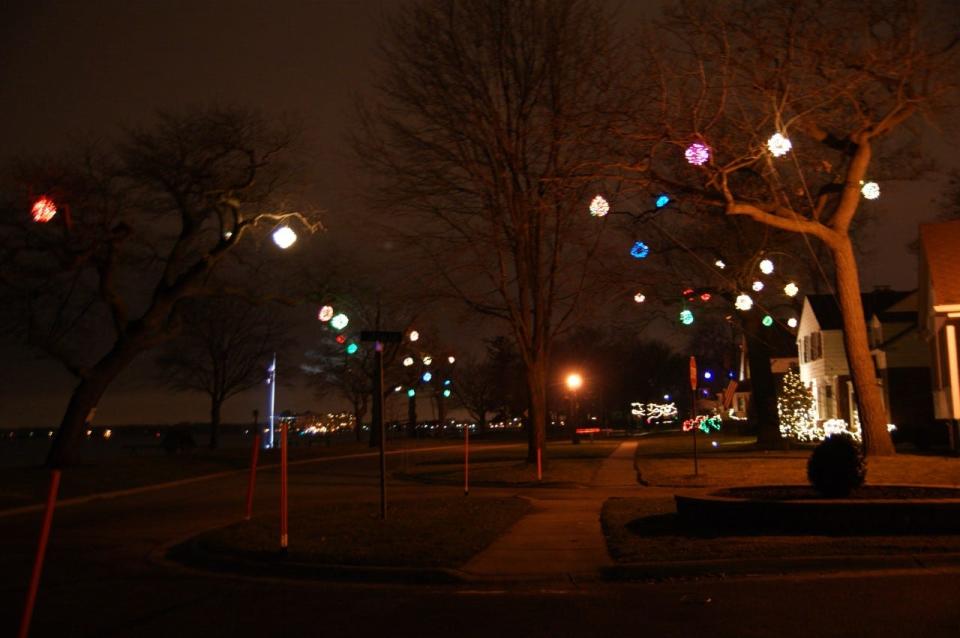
[
  {"xmin": 777, "ymin": 370, "xmax": 820, "ymax": 441},
  {"xmin": 631, "ymin": 402, "xmax": 678, "ymax": 423},
  {"xmin": 683, "ymin": 414, "xmax": 722, "ymax": 434}
]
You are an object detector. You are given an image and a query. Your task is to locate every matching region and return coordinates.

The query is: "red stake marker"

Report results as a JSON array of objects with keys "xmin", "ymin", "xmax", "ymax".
[
  {"xmin": 245, "ymin": 433, "xmax": 261, "ymax": 521},
  {"xmin": 18, "ymin": 469, "xmax": 61, "ymax": 638},
  {"xmin": 537, "ymin": 447, "xmax": 542, "ymax": 482},
  {"xmin": 280, "ymin": 421, "xmax": 288, "ymax": 551}
]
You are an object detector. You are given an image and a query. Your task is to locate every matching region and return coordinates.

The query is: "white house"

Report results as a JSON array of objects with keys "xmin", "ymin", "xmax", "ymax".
[
  {"xmin": 919, "ymin": 220, "xmax": 960, "ymax": 449},
  {"xmin": 796, "ymin": 290, "xmax": 931, "ymax": 428}
]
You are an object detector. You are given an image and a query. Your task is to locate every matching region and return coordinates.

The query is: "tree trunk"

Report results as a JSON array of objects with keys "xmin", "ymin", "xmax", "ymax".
[
  {"xmin": 743, "ymin": 315, "xmax": 784, "ymax": 449},
  {"xmin": 833, "ymin": 237, "xmax": 895, "ymax": 456},
  {"xmin": 46, "ymin": 344, "xmax": 141, "ymax": 468},
  {"xmin": 209, "ymin": 398, "xmax": 222, "ymax": 450},
  {"xmin": 524, "ymin": 354, "xmax": 548, "ymax": 464}
]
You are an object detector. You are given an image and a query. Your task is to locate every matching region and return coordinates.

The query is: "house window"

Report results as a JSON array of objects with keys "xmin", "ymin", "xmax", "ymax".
[
  {"xmin": 811, "ymin": 332, "xmax": 823, "ymax": 361},
  {"xmin": 802, "ymin": 336, "xmax": 810, "ymax": 363}
]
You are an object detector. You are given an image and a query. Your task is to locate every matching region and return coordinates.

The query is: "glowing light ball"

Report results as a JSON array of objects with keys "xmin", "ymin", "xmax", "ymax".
[
  {"xmin": 680, "ymin": 309, "xmax": 694, "ymax": 325},
  {"xmin": 272, "ymin": 226, "xmax": 297, "ymax": 249},
  {"xmin": 860, "ymin": 181, "xmax": 880, "ymax": 200},
  {"xmin": 422, "ymin": 371, "xmax": 433, "ymax": 382},
  {"xmin": 31, "ymin": 196, "xmax": 58, "ymax": 223},
  {"xmin": 443, "ymin": 389, "xmax": 452, "ymax": 398},
  {"xmin": 346, "ymin": 343, "xmax": 359, "ymax": 355},
  {"xmin": 407, "ymin": 388, "xmax": 416, "ymax": 398},
  {"xmin": 630, "ymin": 241, "xmax": 650, "ymax": 259},
  {"xmin": 318, "ymin": 305, "xmax": 334, "ymax": 322},
  {"xmin": 752, "ymin": 280, "xmax": 764, "ymax": 292},
  {"xmin": 700, "ymin": 292, "xmax": 712, "ymax": 302},
  {"xmin": 762, "ymin": 315, "xmax": 774, "ymax": 327},
  {"xmin": 335, "ymin": 334, "xmax": 347, "ymax": 344},
  {"xmin": 787, "ymin": 317, "xmax": 798, "ymax": 328},
  {"xmin": 759, "ymin": 259, "xmax": 774, "ymax": 275},
  {"xmin": 735, "ymin": 293, "xmax": 753, "ymax": 311},
  {"xmin": 402, "ymin": 356, "xmax": 414, "ymax": 367},
  {"xmin": 394, "ymin": 385, "xmax": 403, "ymax": 393},
  {"xmin": 684, "ymin": 142, "xmax": 710, "ymax": 166},
  {"xmin": 408, "ymin": 330, "xmax": 420, "ymax": 342},
  {"xmin": 704, "ymin": 370, "xmax": 713, "ymax": 380},
  {"xmin": 715, "ymin": 259, "xmax": 726, "ymax": 269},
  {"xmin": 784, "ymin": 282, "xmax": 799, "ymax": 297},
  {"xmin": 330, "ymin": 313, "xmax": 349, "ymax": 330},
  {"xmin": 422, "ymin": 355, "xmax": 433, "ymax": 365},
  {"xmin": 767, "ymin": 133, "xmax": 792, "ymax": 157},
  {"xmin": 655, "ymin": 194, "xmax": 670, "ymax": 209},
  {"xmin": 589, "ymin": 195, "xmax": 610, "ymax": 217},
  {"xmin": 634, "ymin": 292, "xmax": 646, "ymax": 303}
]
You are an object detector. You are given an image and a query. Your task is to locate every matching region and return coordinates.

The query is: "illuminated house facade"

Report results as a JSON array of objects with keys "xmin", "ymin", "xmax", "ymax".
[
  {"xmin": 918, "ymin": 220, "xmax": 960, "ymax": 448},
  {"xmin": 796, "ymin": 290, "xmax": 932, "ymax": 429}
]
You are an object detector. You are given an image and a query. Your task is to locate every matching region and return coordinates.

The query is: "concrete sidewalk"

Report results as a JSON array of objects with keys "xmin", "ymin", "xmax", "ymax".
[{"xmin": 460, "ymin": 440, "xmax": 638, "ymax": 582}]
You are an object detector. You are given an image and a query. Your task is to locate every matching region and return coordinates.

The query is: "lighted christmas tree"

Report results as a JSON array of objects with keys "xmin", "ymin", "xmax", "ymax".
[{"xmin": 777, "ymin": 369, "xmax": 821, "ymax": 442}]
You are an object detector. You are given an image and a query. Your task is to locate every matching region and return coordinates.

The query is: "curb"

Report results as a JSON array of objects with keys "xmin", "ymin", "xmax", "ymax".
[
  {"xmin": 166, "ymin": 537, "xmax": 464, "ymax": 585},
  {"xmin": 601, "ymin": 552, "xmax": 960, "ymax": 581}
]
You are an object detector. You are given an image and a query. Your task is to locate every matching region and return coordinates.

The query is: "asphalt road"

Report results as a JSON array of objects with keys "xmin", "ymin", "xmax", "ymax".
[{"xmin": 2, "ymin": 444, "xmax": 959, "ymax": 638}]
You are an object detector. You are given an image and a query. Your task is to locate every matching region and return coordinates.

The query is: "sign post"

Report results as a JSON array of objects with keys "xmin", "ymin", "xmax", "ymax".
[
  {"xmin": 689, "ymin": 355, "xmax": 699, "ymax": 476},
  {"xmin": 361, "ymin": 330, "xmax": 402, "ymax": 520}
]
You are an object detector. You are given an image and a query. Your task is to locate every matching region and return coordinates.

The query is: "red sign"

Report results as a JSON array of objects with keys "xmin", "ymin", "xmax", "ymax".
[{"xmin": 689, "ymin": 356, "xmax": 697, "ymax": 390}]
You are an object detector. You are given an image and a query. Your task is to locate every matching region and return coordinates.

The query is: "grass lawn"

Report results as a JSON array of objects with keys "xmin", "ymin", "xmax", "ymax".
[
  {"xmin": 395, "ymin": 440, "xmax": 620, "ymax": 487},
  {"xmin": 194, "ymin": 496, "xmax": 531, "ymax": 569},
  {"xmin": 602, "ymin": 496, "xmax": 960, "ymax": 564}
]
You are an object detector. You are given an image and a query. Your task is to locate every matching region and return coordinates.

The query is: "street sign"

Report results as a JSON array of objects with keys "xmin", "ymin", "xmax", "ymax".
[
  {"xmin": 689, "ymin": 356, "xmax": 697, "ymax": 390},
  {"xmin": 360, "ymin": 330, "xmax": 402, "ymax": 343}
]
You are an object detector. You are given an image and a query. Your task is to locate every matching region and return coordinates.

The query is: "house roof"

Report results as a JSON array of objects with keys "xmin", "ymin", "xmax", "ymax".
[
  {"xmin": 920, "ymin": 220, "xmax": 960, "ymax": 307},
  {"xmin": 805, "ymin": 290, "xmax": 914, "ymax": 330}
]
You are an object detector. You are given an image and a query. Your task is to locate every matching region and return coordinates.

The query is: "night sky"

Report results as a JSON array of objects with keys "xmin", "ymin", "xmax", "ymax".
[{"xmin": 1, "ymin": 1, "xmax": 956, "ymax": 428}]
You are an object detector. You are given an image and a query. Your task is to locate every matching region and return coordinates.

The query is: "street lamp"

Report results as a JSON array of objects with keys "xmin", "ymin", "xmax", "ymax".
[{"xmin": 565, "ymin": 372, "xmax": 583, "ymax": 444}]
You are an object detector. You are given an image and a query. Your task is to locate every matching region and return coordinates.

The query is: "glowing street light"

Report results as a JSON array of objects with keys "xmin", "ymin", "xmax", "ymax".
[
  {"xmin": 565, "ymin": 372, "xmax": 583, "ymax": 391},
  {"xmin": 565, "ymin": 372, "xmax": 584, "ymax": 444}
]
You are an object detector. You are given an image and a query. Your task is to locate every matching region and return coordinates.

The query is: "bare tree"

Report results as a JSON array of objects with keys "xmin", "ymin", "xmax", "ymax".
[
  {"xmin": 355, "ymin": 0, "xmax": 639, "ymax": 462},
  {"xmin": 156, "ymin": 296, "xmax": 292, "ymax": 449},
  {"xmin": 632, "ymin": 0, "xmax": 958, "ymax": 455},
  {"xmin": 1, "ymin": 106, "xmax": 322, "ymax": 467}
]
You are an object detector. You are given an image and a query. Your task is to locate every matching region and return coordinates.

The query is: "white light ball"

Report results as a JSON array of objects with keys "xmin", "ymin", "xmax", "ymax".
[
  {"xmin": 330, "ymin": 313, "xmax": 349, "ymax": 330},
  {"xmin": 752, "ymin": 280, "xmax": 764, "ymax": 292},
  {"xmin": 634, "ymin": 292, "xmax": 646, "ymax": 303},
  {"xmin": 735, "ymin": 293, "xmax": 753, "ymax": 311},
  {"xmin": 409, "ymin": 330, "xmax": 420, "ymax": 342},
  {"xmin": 272, "ymin": 226, "xmax": 297, "ymax": 249},
  {"xmin": 589, "ymin": 195, "xmax": 610, "ymax": 217},
  {"xmin": 715, "ymin": 259, "xmax": 726, "ymax": 269},
  {"xmin": 787, "ymin": 317, "xmax": 798, "ymax": 328},
  {"xmin": 759, "ymin": 259, "xmax": 774, "ymax": 275},
  {"xmin": 767, "ymin": 133, "xmax": 792, "ymax": 157},
  {"xmin": 861, "ymin": 181, "xmax": 880, "ymax": 200},
  {"xmin": 402, "ymin": 357, "xmax": 414, "ymax": 367},
  {"xmin": 318, "ymin": 305, "xmax": 334, "ymax": 322},
  {"xmin": 447, "ymin": 356, "xmax": 456, "ymax": 364},
  {"xmin": 784, "ymin": 282, "xmax": 799, "ymax": 297},
  {"xmin": 422, "ymin": 356, "xmax": 433, "ymax": 365}
]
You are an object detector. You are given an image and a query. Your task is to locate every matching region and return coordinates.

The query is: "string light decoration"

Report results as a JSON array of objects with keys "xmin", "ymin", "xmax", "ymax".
[
  {"xmin": 318, "ymin": 305, "xmax": 334, "ymax": 322},
  {"xmin": 335, "ymin": 334, "xmax": 347, "ymax": 344},
  {"xmin": 330, "ymin": 313, "xmax": 349, "ymax": 330},
  {"xmin": 630, "ymin": 402, "xmax": 678, "ymax": 424},
  {"xmin": 766, "ymin": 133, "xmax": 793, "ymax": 157},
  {"xmin": 630, "ymin": 241, "xmax": 650, "ymax": 259},
  {"xmin": 634, "ymin": 292, "xmax": 646, "ymax": 303},
  {"xmin": 655, "ymin": 193, "xmax": 671, "ymax": 209},
  {"xmin": 447, "ymin": 356, "xmax": 456, "ymax": 364},
  {"xmin": 422, "ymin": 355, "xmax": 433, "ymax": 365},
  {"xmin": 777, "ymin": 370, "xmax": 820, "ymax": 442},
  {"xmin": 762, "ymin": 315, "xmax": 774, "ymax": 327},
  {"xmin": 759, "ymin": 259, "xmax": 774, "ymax": 275},
  {"xmin": 784, "ymin": 282, "xmax": 799, "ymax": 297},
  {"xmin": 680, "ymin": 309, "xmax": 694, "ymax": 325},
  {"xmin": 860, "ymin": 181, "xmax": 880, "ymax": 200},
  {"xmin": 735, "ymin": 293, "xmax": 753, "ymax": 311},
  {"xmin": 402, "ymin": 356, "xmax": 414, "ymax": 367},
  {"xmin": 699, "ymin": 292, "xmax": 711, "ymax": 302},
  {"xmin": 272, "ymin": 226, "xmax": 297, "ymax": 249},
  {"xmin": 684, "ymin": 142, "xmax": 710, "ymax": 166},
  {"xmin": 715, "ymin": 259, "xmax": 726, "ymax": 269},
  {"xmin": 409, "ymin": 330, "xmax": 420, "ymax": 342},
  {"xmin": 407, "ymin": 388, "xmax": 416, "ymax": 398},
  {"xmin": 589, "ymin": 195, "xmax": 610, "ymax": 217},
  {"xmin": 752, "ymin": 280, "xmax": 765, "ymax": 292},
  {"xmin": 31, "ymin": 196, "xmax": 57, "ymax": 223},
  {"xmin": 443, "ymin": 389, "xmax": 452, "ymax": 398},
  {"xmin": 683, "ymin": 414, "xmax": 722, "ymax": 434},
  {"xmin": 787, "ymin": 317, "xmax": 798, "ymax": 328},
  {"xmin": 346, "ymin": 343, "xmax": 359, "ymax": 355},
  {"xmin": 422, "ymin": 371, "xmax": 433, "ymax": 382}
]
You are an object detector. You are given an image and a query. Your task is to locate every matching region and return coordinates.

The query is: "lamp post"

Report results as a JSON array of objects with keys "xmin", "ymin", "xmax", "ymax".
[{"xmin": 566, "ymin": 372, "xmax": 584, "ymax": 445}]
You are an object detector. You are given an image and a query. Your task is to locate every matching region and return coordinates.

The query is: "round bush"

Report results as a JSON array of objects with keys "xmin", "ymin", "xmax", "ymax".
[{"xmin": 807, "ymin": 434, "xmax": 866, "ymax": 497}]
